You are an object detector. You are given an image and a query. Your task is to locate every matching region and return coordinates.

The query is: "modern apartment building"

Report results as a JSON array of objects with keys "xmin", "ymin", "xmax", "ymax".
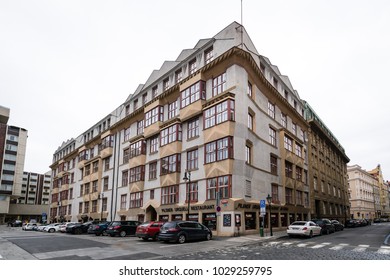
[
  {"xmin": 304, "ymin": 102, "xmax": 350, "ymax": 223},
  {"xmin": 347, "ymin": 164, "xmax": 379, "ymax": 220},
  {"xmin": 50, "ymin": 22, "xmax": 348, "ymax": 236},
  {"xmin": 0, "ymin": 106, "xmax": 28, "ymax": 224}
]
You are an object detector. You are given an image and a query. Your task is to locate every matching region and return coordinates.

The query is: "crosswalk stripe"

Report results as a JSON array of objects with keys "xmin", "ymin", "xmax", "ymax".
[
  {"xmin": 311, "ymin": 242, "xmax": 331, "ymax": 249},
  {"xmin": 352, "ymin": 245, "xmax": 369, "ymax": 252},
  {"xmin": 378, "ymin": 246, "xmax": 390, "ymax": 254},
  {"xmin": 330, "ymin": 243, "xmax": 349, "ymax": 250}
]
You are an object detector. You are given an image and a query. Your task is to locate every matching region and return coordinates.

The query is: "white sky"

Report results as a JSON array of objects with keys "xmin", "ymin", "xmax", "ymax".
[{"xmin": 1, "ymin": 0, "xmax": 389, "ymax": 180}]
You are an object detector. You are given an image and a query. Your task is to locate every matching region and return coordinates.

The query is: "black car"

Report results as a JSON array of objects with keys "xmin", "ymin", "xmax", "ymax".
[
  {"xmin": 66, "ymin": 221, "xmax": 96, "ymax": 234},
  {"xmin": 158, "ymin": 221, "xmax": 212, "ymax": 244},
  {"xmin": 331, "ymin": 220, "xmax": 344, "ymax": 231},
  {"xmin": 345, "ymin": 219, "xmax": 357, "ymax": 228},
  {"xmin": 106, "ymin": 220, "xmax": 141, "ymax": 237},
  {"xmin": 88, "ymin": 221, "xmax": 110, "ymax": 236},
  {"xmin": 311, "ymin": 219, "xmax": 335, "ymax": 235}
]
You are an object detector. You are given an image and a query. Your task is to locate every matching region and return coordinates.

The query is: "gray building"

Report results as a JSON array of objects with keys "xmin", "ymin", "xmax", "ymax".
[
  {"xmin": 0, "ymin": 106, "xmax": 28, "ymax": 224},
  {"xmin": 50, "ymin": 22, "xmax": 347, "ymax": 236}
]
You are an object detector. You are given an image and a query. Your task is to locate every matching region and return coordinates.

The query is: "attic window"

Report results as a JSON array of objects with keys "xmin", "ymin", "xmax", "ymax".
[
  {"xmin": 189, "ymin": 59, "xmax": 197, "ymax": 75},
  {"xmin": 163, "ymin": 78, "xmax": 170, "ymax": 91},
  {"xmin": 205, "ymin": 47, "xmax": 213, "ymax": 64},
  {"xmin": 152, "ymin": 86, "xmax": 158, "ymax": 98}
]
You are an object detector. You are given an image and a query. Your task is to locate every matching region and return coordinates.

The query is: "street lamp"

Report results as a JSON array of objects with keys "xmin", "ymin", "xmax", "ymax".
[
  {"xmin": 183, "ymin": 170, "xmax": 191, "ymax": 220},
  {"xmin": 99, "ymin": 193, "xmax": 104, "ymax": 221},
  {"xmin": 266, "ymin": 194, "xmax": 273, "ymax": 236}
]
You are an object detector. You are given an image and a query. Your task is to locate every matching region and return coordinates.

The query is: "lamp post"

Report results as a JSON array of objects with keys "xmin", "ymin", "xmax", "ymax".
[
  {"xmin": 183, "ymin": 170, "xmax": 191, "ymax": 220},
  {"xmin": 266, "ymin": 194, "xmax": 273, "ymax": 236},
  {"xmin": 99, "ymin": 193, "xmax": 104, "ymax": 221}
]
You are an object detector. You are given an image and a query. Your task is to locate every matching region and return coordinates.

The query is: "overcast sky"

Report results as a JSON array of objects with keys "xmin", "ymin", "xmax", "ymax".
[{"xmin": 1, "ymin": 0, "xmax": 389, "ymax": 180}]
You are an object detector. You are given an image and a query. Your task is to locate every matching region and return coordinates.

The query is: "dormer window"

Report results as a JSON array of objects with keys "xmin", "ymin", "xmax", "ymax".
[
  {"xmin": 205, "ymin": 47, "xmax": 213, "ymax": 64},
  {"xmin": 189, "ymin": 59, "xmax": 197, "ymax": 75},
  {"xmin": 163, "ymin": 78, "xmax": 170, "ymax": 91},
  {"xmin": 152, "ymin": 86, "xmax": 158, "ymax": 98}
]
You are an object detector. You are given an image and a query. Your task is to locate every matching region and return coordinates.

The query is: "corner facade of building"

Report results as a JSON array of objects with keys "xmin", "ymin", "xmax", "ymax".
[{"xmin": 49, "ymin": 22, "xmax": 349, "ymax": 236}]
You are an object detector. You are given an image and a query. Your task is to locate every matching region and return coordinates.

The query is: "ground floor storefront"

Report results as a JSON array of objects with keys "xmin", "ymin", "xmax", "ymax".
[{"xmin": 118, "ymin": 199, "xmax": 312, "ymax": 237}]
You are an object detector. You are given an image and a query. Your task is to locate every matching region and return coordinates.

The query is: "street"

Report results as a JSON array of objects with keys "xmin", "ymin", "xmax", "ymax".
[{"xmin": 1, "ymin": 223, "xmax": 390, "ymax": 260}]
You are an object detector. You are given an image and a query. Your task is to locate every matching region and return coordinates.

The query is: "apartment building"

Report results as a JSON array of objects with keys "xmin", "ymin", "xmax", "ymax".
[
  {"xmin": 50, "ymin": 22, "xmax": 347, "ymax": 236},
  {"xmin": 304, "ymin": 102, "xmax": 350, "ymax": 224},
  {"xmin": 0, "ymin": 106, "xmax": 28, "ymax": 224},
  {"xmin": 347, "ymin": 164, "xmax": 379, "ymax": 220},
  {"xmin": 368, "ymin": 165, "xmax": 390, "ymax": 218}
]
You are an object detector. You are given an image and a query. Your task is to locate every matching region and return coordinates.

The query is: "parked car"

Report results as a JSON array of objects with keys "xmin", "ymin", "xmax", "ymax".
[
  {"xmin": 8, "ymin": 220, "xmax": 22, "ymax": 227},
  {"xmin": 22, "ymin": 223, "xmax": 38, "ymax": 231},
  {"xmin": 106, "ymin": 221, "xmax": 141, "ymax": 237},
  {"xmin": 66, "ymin": 221, "xmax": 95, "ymax": 234},
  {"xmin": 88, "ymin": 221, "xmax": 111, "ymax": 236},
  {"xmin": 43, "ymin": 223, "xmax": 62, "ymax": 233},
  {"xmin": 136, "ymin": 221, "xmax": 164, "ymax": 241},
  {"xmin": 158, "ymin": 221, "xmax": 212, "ymax": 244},
  {"xmin": 311, "ymin": 219, "xmax": 335, "ymax": 235},
  {"xmin": 59, "ymin": 222, "xmax": 77, "ymax": 233},
  {"xmin": 345, "ymin": 219, "xmax": 357, "ymax": 228},
  {"xmin": 373, "ymin": 218, "xmax": 381, "ymax": 223},
  {"xmin": 37, "ymin": 224, "xmax": 48, "ymax": 231},
  {"xmin": 287, "ymin": 221, "xmax": 322, "ymax": 238},
  {"xmin": 331, "ymin": 220, "xmax": 344, "ymax": 231}
]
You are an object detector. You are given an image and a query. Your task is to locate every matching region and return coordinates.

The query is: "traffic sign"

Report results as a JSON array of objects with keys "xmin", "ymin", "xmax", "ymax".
[{"xmin": 260, "ymin": 199, "xmax": 266, "ymax": 215}]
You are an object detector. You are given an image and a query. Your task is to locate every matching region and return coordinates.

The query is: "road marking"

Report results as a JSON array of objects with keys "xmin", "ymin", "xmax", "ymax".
[
  {"xmin": 311, "ymin": 242, "xmax": 331, "ymax": 249},
  {"xmin": 352, "ymin": 245, "xmax": 369, "ymax": 252},
  {"xmin": 377, "ymin": 246, "xmax": 390, "ymax": 255},
  {"xmin": 329, "ymin": 243, "xmax": 349, "ymax": 250},
  {"xmin": 297, "ymin": 243, "xmax": 309, "ymax": 247}
]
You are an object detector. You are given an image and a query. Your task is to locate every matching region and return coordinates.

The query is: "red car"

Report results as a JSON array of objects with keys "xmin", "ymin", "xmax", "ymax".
[{"xmin": 135, "ymin": 221, "xmax": 164, "ymax": 241}]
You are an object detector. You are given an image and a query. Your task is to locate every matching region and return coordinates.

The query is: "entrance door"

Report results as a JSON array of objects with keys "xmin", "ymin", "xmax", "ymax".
[{"xmin": 146, "ymin": 205, "xmax": 157, "ymax": 221}]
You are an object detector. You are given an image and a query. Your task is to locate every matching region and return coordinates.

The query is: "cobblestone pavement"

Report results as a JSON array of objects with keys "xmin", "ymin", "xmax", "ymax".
[{"xmin": 161, "ymin": 238, "xmax": 390, "ymax": 260}]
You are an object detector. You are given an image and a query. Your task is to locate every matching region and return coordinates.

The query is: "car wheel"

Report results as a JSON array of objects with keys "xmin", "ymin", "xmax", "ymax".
[
  {"xmin": 308, "ymin": 231, "xmax": 313, "ymax": 238},
  {"xmin": 120, "ymin": 231, "xmax": 126, "ymax": 237},
  {"xmin": 142, "ymin": 237, "xmax": 149, "ymax": 241},
  {"xmin": 177, "ymin": 234, "xmax": 186, "ymax": 244},
  {"xmin": 49, "ymin": 228, "xmax": 55, "ymax": 233},
  {"xmin": 206, "ymin": 233, "xmax": 212, "ymax": 241},
  {"xmin": 152, "ymin": 233, "xmax": 158, "ymax": 241}
]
